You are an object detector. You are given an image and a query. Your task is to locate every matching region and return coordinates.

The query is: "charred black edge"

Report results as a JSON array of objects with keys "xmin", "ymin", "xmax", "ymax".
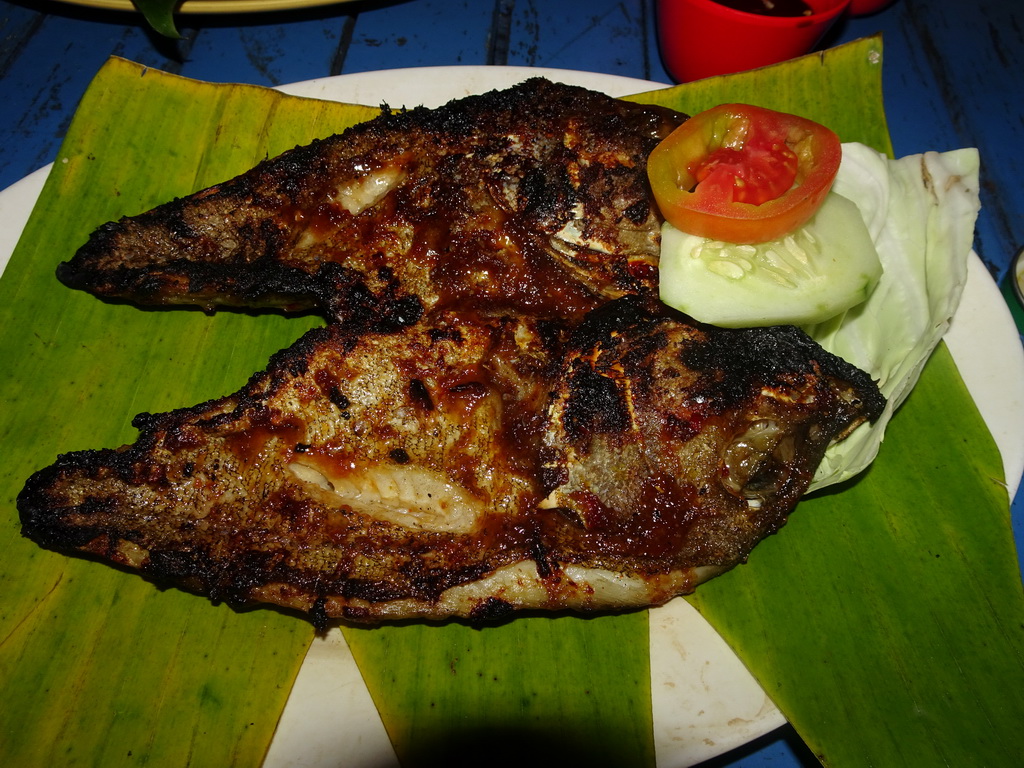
[
  {"xmin": 567, "ymin": 294, "xmax": 663, "ymax": 348},
  {"xmin": 342, "ymin": 77, "xmax": 687, "ymax": 144},
  {"xmin": 468, "ymin": 596, "xmax": 518, "ymax": 622},
  {"xmin": 678, "ymin": 316, "xmax": 887, "ymax": 422},
  {"xmin": 576, "ymin": 296, "xmax": 876, "ymax": 395},
  {"xmin": 318, "ymin": 263, "xmax": 425, "ymax": 329},
  {"xmin": 578, "ymin": 296, "xmax": 886, "ymax": 423},
  {"xmin": 57, "ymin": 256, "xmax": 319, "ymax": 309},
  {"xmin": 18, "ymin": 449, "xmax": 124, "ymax": 551}
]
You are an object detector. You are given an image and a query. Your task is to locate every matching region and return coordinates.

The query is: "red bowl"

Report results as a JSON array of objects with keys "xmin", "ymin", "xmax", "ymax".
[
  {"xmin": 849, "ymin": 0, "xmax": 895, "ymax": 15},
  {"xmin": 657, "ymin": 0, "xmax": 852, "ymax": 82}
]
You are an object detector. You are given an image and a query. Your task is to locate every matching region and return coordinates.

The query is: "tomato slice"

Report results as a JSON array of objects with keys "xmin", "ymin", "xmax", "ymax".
[{"xmin": 647, "ymin": 104, "xmax": 842, "ymax": 244}]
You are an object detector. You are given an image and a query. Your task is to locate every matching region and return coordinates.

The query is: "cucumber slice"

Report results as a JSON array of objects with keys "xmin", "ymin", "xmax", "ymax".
[{"xmin": 659, "ymin": 192, "xmax": 882, "ymax": 327}]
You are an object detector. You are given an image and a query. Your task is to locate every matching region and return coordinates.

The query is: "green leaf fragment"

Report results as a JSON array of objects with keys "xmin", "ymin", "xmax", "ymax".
[
  {"xmin": 132, "ymin": 0, "xmax": 182, "ymax": 39},
  {"xmin": 342, "ymin": 613, "xmax": 655, "ymax": 768}
]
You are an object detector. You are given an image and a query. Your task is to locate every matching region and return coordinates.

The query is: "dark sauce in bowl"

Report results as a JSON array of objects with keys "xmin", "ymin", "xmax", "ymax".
[{"xmin": 715, "ymin": 0, "xmax": 814, "ymax": 16}]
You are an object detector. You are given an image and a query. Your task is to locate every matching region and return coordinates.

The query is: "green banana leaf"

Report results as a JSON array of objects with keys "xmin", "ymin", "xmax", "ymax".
[
  {"xmin": 343, "ymin": 613, "xmax": 655, "ymax": 768},
  {"xmin": 0, "ymin": 38, "xmax": 1020, "ymax": 768},
  {"xmin": 0, "ymin": 60, "xmax": 373, "ymax": 766}
]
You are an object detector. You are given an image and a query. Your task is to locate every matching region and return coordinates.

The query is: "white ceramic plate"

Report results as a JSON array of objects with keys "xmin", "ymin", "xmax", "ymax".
[
  {"xmin": 2, "ymin": 66, "xmax": 1021, "ymax": 768},
  {"xmin": 58, "ymin": 0, "xmax": 355, "ymax": 14}
]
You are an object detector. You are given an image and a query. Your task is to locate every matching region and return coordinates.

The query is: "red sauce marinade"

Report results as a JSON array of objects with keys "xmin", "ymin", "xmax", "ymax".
[
  {"xmin": 715, "ymin": 0, "xmax": 814, "ymax": 16},
  {"xmin": 559, "ymin": 475, "xmax": 702, "ymax": 563},
  {"xmin": 411, "ymin": 198, "xmax": 603, "ymax": 320}
]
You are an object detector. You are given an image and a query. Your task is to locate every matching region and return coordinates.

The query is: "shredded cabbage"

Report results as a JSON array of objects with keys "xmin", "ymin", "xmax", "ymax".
[{"xmin": 806, "ymin": 143, "xmax": 981, "ymax": 491}]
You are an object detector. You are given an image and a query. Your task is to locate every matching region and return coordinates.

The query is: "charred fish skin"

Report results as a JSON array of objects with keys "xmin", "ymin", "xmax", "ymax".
[
  {"xmin": 18, "ymin": 298, "xmax": 884, "ymax": 624},
  {"xmin": 538, "ymin": 298, "xmax": 886, "ymax": 577},
  {"xmin": 57, "ymin": 79, "xmax": 687, "ymax": 322},
  {"xmin": 19, "ymin": 314, "xmax": 547, "ymax": 623}
]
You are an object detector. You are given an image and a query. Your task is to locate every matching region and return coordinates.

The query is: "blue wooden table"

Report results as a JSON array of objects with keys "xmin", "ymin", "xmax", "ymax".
[{"xmin": 2, "ymin": 1, "xmax": 1022, "ymax": 766}]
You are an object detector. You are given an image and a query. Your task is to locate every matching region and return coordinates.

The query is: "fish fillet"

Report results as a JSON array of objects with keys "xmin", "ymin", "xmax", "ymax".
[
  {"xmin": 19, "ymin": 80, "xmax": 885, "ymax": 624},
  {"xmin": 56, "ymin": 78, "xmax": 684, "ymax": 322}
]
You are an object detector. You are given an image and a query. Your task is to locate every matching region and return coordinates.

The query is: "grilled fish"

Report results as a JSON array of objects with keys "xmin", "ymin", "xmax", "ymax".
[
  {"xmin": 20, "ymin": 80, "xmax": 886, "ymax": 623},
  {"xmin": 56, "ymin": 78, "xmax": 684, "ymax": 323},
  {"xmin": 19, "ymin": 293, "xmax": 883, "ymax": 624}
]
